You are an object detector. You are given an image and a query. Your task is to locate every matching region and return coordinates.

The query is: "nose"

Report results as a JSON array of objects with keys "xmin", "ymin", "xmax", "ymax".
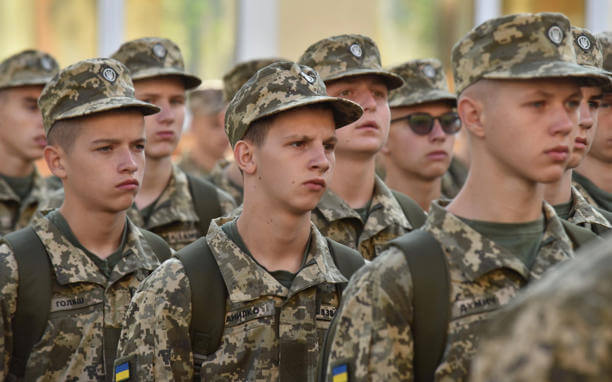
[
  {"xmin": 357, "ymin": 89, "xmax": 377, "ymax": 111},
  {"xmin": 551, "ymin": 103, "xmax": 575, "ymax": 137},
  {"xmin": 119, "ymin": 147, "xmax": 139, "ymax": 174},
  {"xmin": 155, "ymin": 100, "xmax": 176, "ymax": 125},
  {"xmin": 578, "ymin": 99, "xmax": 594, "ymax": 130},
  {"xmin": 310, "ymin": 144, "xmax": 332, "ymax": 173},
  {"xmin": 429, "ymin": 119, "xmax": 447, "ymax": 142}
]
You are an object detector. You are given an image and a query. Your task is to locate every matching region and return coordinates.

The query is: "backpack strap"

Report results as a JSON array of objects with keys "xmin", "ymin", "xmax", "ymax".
[
  {"xmin": 326, "ymin": 238, "xmax": 364, "ymax": 294},
  {"xmin": 3, "ymin": 227, "xmax": 52, "ymax": 378},
  {"xmin": 186, "ymin": 174, "xmax": 223, "ymax": 235},
  {"xmin": 560, "ymin": 219, "xmax": 600, "ymax": 249},
  {"xmin": 391, "ymin": 190, "xmax": 427, "ymax": 229},
  {"xmin": 389, "ymin": 229, "xmax": 450, "ymax": 382},
  {"xmin": 174, "ymin": 237, "xmax": 227, "ymax": 375},
  {"xmin": 140, "ymin": 229, "xmax": 172, "ymax": 262}
]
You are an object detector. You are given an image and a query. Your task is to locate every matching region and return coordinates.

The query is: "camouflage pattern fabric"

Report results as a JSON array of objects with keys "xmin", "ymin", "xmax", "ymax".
[
  {"xmin": 188, "ymin": 85, "xmax": 225, "ymax": 115},
  {"xmin": 222, "ymin": 58, "xmax": 283, "ymax": 102},
  {"xmin": 0, "ymin": 170, "xmax": 49, "ymax": 236},
  {"xmin": 114, "ymin": 218, "xmax": 348, "ymax": 381},
  {"xmin": 572, "ymin": 172, "xmax": 611, "ymax": 212},
  {"xmin": 470, "ymin": 235, "xmax": 612, "ymax": 382},
  {"xmin": 298, "ymin": 34, "xmax": 403, "ymax": 90},
  {"xmin": 312, "ymin": 176, "xmax": 413, "ymax": 260},
  {"xmin": 127, "ymin": 165, "xmax": 236, "ymax": 250},
  {"xmin": 388, "ymin": 58, "xmax": 456, "ymax": 108},
  {"xmin": 0, "ymin": 212, "xmax": 160, "ymax": 381},
  {"xmin": 571, "ymin": 26, "xmax": 604, "ymax": 69},
  {"xmin": 451, "ymin": 13, "xmax": 608, "ymax": 94},
  {"xmin": 225, "ymin": 61, "xmax": 362, "ymax": 147},
  {"xmin": 0, "ymin": 49, "xmax": 58, "ymax": 89},
  {"xmin": 111, "ymin": 37, "xmax": 201, "ymax": 90},
  {"xmin": 441, "ymin": 157, "xmax": 468, "ymax": 199},
  {"xmin": 38, "ymin": 58, "xmax": 159, "ymax": 135},
  {"xmin": 322, "ymin": 201, "xmax": 576, "ymax": 381},
  {"xmin": 598, "ymin": 31, "xmax": 612, "ymax": 71},
  {"xmin": 567, "ymin": 186, "xmax": 611, "ymax": 233},
  {"xmin": 176, "ymin": 151, "xmax": 211, "ymax": 179},
  {"xmin": 207, "ymin": 158, "xmax": 244, "ymax": 205}
]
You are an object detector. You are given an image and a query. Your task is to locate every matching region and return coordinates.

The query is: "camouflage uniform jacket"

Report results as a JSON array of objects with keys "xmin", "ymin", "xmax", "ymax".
[
  {"xmin": 115, "ymin": 218, "xmax": 348, "ymax": 381},
  {"xmin": 127, "ymin": 165, "xmax": 236, "ymax": 250},
  {"xmin": 566, "ymin": 186, "xmax": 611, "ymax": 233},
  {"xmin": 323, "ymin": 201, "xmax": 576, "ymax": 381},
  {"xmin": 0, "ymin": 169, "xmax": 48, "ymax": 236},
  {"xmin": 207, "ymin": 158, "xmax": 244, "ymax": 205},
  {"xmin": 441, "ymin": 157, "xmax": 468, "ymax": 199},
  {"xmin": 572, "ymin": 178, "xmax": 599, "ymax": 208},
  {"xmin": 312, "ymin": 176, "xmax": 413, "ymax": 260},
  {"xmin": 176, "ymin": 151, "xmax": 210, "ymax": 179},
  {"xmin": 470, "ymin": 235, "xmax": 612, "ymax": 382},
  {"xmin": 0, "ymin": 212, "xmax": 160, "ymax": 381}
]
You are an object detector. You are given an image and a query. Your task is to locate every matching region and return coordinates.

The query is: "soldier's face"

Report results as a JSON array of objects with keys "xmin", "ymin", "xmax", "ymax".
[
  {"xmin": 568, "ymin": 86, "xmax": 602, "ymax": 168},
  {"xmin": 384, "ymin": 101, "xmax": 456, "ymax": 181},
  {"xmin": 325, "ymin": 76, "xmax": 390, "ymax": 158},
  {"xmin": 250, "ymin": 107, "xmax": 336, "ymax": 214},
  {"xmin": 589, "ymin": 92, "xmax": 612, "ymax": 164},
  {"xmin": 59, "ymin": 111, "xmax": 146, "ymax": 212},
  {"xmin": 190, "ymin": 109, "xmax": 229, "ymax": 161},
  {"xmin": 134, "ymin": 77, "xmax": 185, "ymax": 160},
  {"xmin": 475, "ymin": 78, "xmax": 581, "ymax": 183},
  {"xmin": 0, "ymin": 85, "xmax": 45, "ymax": 163}
]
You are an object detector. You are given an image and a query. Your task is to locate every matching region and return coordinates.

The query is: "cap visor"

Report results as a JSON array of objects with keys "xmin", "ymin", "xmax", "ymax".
[
  {"xmin": 324, "ymin": 68, "xmax": 405, "ymax": 90},
  {"xmin": 131, "ymin": 68, "xmax": 202, "ymax": 90},
  {"xmin": 0, "ymin": 76, "xmax": 55, "ymax": 90},
  {"xmin": 389, "ymin": 89, "xmax": 457, "ymax": 108},
  {"xmin": 483, "ymin": 60, "xmax": 610, "ymax": 85},
  {"xmin": 54, "ymin": 96, "xmax": 160, "ymax": 123}
]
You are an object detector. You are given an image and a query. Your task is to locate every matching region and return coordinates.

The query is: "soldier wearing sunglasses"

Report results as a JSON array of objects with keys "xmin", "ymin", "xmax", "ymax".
[{"xmin": 381, "ymin": 58, "xmax": 460, "ymax": 210}]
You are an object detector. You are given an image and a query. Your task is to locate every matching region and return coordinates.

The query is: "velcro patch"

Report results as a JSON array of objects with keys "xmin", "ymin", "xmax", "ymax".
[
  {"xmin": 50, "ymin": 295, "xmax": 103, "ymax": 312},
  {"xmin": 224, "ymin": 300, "xmax": 275, "ymax": 327},
  {"xmin": 316, "ymin": 304, "xmax": 337, "ymax": 321},
  {"xmin": 332, "ymin": 363, "xmax": 348, "ymax": 382},
  {"xmin": 115, "ymin": 361, "xmax": 130, "ymax": 381}
]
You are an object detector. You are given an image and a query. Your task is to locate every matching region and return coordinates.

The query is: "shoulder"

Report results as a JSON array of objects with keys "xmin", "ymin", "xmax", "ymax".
[
  {"xmin": 0, "ymin": 243, "xmax": 19, "ymax": 313},
  {"xmin": 136, "ymin": 258, "xmax": 190, "ymax": 298}
]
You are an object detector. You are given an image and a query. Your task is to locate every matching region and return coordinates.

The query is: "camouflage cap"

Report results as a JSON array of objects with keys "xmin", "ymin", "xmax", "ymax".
[
  {"xmin": 598, "ymin": 31, "xmax": 612, "ymax": 72},
  {"xmin": 222, "ymin": 58, "xmax": 284, "ymax": 102},
  {"xmin": 571, "ymin": 26, "xmax": 603, "ymax": 69},
  {"xmin": 298, "ymin": 34, "xmax": 404, "ymax": 90},
  {"xmin": 189, "ymin": 81, "xmax": 225, "ymax": 115},
  {"xmin": 225, "ymin": 61, "xmax": 363, "ymax": 147},
  {"xmin": 111, "ymin": 37, "xmax": 201, "ymax": 90},
  {"xmin": 39, "ymin": 58, "xmax": 160, "ymax": 135},
  {"xmin": 388, "ymin": 58, "xmax": 456, "ymax": 108},
  {"xmin": 451, "ymin": 13, "xmax": 609, "ymax": 94},
  {"xmin": 0, "ymin": 49, "xmax": 59, "ymax": 90}
]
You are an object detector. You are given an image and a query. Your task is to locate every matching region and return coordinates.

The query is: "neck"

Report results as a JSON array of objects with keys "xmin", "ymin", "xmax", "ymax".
[
  {"xmin": 575, "ymin": 155, "xmax": 612, "ymax": 193},
  {"xmin": 447, "ymin": 158, "xmax": 544, "ymax": 222},
  {"xmin": 58, "ymin": 198, "xmax": 126, "ymax": 259},
  {"xmin": 237, "ymin": 193, "xmax": 312, "ymax": 273},
  {"xmin": 384, "ymin": 165, "xmax": 441, "ymax": 211},
  {"xmin": 0, "ymin": 150, "xmax": 35, "ymax": 177},
  {"xmin": 543, "ymin": 169, "xmax": 572, "ymax": 206},
  {"xmin": 329, "ymin": 153, "xmax": 377, "ymax": 208},
  {"xmin": 189, "ymin": 148, "xmax": 218, "ymax": 173},
  {"xmin": 135, "ymin": 155, "xmax": 173, "ymax": 208}
]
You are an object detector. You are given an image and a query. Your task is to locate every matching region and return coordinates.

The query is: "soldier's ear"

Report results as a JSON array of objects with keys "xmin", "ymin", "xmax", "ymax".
[
  {"xmin": 44, "ymin": 145, "xmax": 67, "ymax": 179},
  {"xmin": 457, "ymin": 95, "xmax": 486, "ymax": 139},
  {"xmin": 234, "ymin": 140, "xmax": 256, "ymax": 175}
]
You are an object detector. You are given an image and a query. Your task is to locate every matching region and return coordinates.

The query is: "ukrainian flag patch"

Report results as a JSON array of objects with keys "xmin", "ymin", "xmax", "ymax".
[
  {"xmin": 332, "ymin": 363, "xmax": 348, "ymax": 382},
  {"xmin": 115, "ymin": 362, "xmax": 130, "ymax": 381}
]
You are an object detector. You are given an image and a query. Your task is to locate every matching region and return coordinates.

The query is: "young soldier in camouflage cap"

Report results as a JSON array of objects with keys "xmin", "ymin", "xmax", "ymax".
[
  {"xmin": 471, "ymin": 234, "xmax": 612, "ymax": 381},
  {"xmin": 380, "ymin": 58, "xmax": 462, "ymax": 210},
  {"xmin": 0, "ymin": 57, "xmax": 172, "ymax": 381},
  {"xmin": 299, "ymin": 34, "xmax": 427, "ymax": 261},
  {"xmin": 322, "ymin": 13, "xmax": 607, "ymax": 381},
  {"xmin": 574, "ymin": 31, "xmax": 612, "ymax": 213},
  {"xmin": 208, "ymin": 57, "xmax": 285, "ymax": 205},
  {"xmin": 545, "ymin": 27, "xmax": 612, "ymax": 234},
  {"xmin": 0, "ymin": 49, "xmax": 58, "ymax": 235},
  {"xmin": 176, "ymin": 81, "xmax": 229, "ymax": 178},
  {"xmin": 115, "ymin": 61, "xmax": 364, "ymax": 380},
  {"xmin": 112, "ymin": 37, "xmax": 236, "ymax": 250}
]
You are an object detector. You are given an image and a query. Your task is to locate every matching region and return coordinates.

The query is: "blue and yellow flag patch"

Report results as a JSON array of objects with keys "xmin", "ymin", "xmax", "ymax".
[
  {"xmin": 115, "ymin": 362, "xmax": 130, "ymax": 381},
  {"xmin": 332, "ymin": 363, "xmax": 348, "ymax": 382}
]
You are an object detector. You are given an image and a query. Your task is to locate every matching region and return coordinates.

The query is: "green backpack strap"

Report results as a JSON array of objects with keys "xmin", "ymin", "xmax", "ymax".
[
  {"xmin": 560, "ymin": 219, "xmax": 600, "ymax": 249},
  {"xmin": 140, "ymin": 229, "xmax": 172, "ymax": 262},
  {"xmin": 3, "ymin": 227, "xmax": 52, "ymax": 379},
  {"xmin": 174, "ymin": 237, "xmax": 227, "ymax": 375},
  {"xmin": 186, "ymin": 174, "xmax": 223, "ymax": 235},
  {"xmin": 326, "ymin": 238, "xmax": 365, "ymax": 293},
  {"xmin": 389, "ymin": 229, "xmax": 450, "ymax": 382},
  {"xmin": 391, "ymin": 190, "xmax": 427, "ymax": 229}
]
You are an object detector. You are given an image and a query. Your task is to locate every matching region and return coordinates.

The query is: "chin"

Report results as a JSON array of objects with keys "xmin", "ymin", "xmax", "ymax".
[{"xmin": 534, "ymin": 169, "xmax": 566, "ymax": 184}]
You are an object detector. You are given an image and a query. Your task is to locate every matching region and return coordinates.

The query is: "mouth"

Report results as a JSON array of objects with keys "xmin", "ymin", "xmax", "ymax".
[
  {"xmin": 34, "ymin": 136, "xmax": 47, "ymax": 147},
  {"xmin": 544, "ymin": 145, "xmax": 569, "ymax": 162},
  {"xmin": 356, "ymin": 119, "xmax": 380, "ymax": 131},
  {"xmin": 116, "ymin": 179, "xmax": 139, "ymax": 191},
  {"xmin": 574, "ymin": 136, "xmax": 588, "ymax": 150},
  {"xmin": 155, "ymin": 130, "xmax": 175, "ymax": 140},
  {"xmin": 303, "ymin": 178, "xmax": 326, "ymax": 191},
  {"xmin": 426, "ymin": 150, "xmax": 448, "ymax": 160}
]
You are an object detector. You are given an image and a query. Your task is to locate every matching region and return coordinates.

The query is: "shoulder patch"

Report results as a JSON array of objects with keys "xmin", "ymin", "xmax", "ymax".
[
  {"xmin": 115, "ymin": 361, "xmax": 130, "ymax": 381},
  {"xmin": 332, "ymin": 363, "xmax": 349, "ymax": 382}
]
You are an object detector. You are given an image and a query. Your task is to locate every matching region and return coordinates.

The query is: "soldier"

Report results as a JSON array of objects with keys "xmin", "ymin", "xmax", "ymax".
[
  {"xmin": 208, "ymin": 57, "xmax": 283, "ymax": 205},
  {"xmin": 380, "ymin": 58, "xmax": 460, "ymax": 210},
  {"xmin": 114, "ymin": 61, "xmax": 364, "ymax": 381},
  {"xmin": 177, "ymin": 81, "xmax": 229, "ymax": 178},
  {"xmin": 0, "ymin": 50, "xmax": 58, "ymax": 235},
  {"xmin": 299, "ymin": 34, "xmax": 426, "ymax": 260},
  {"xmin": 320, "ymin": 13, "xmax": 607, "ymax": 382},
  {"xmin": 544, "ymin": 27, "xmax": 612, "ymax": 234},
  {"xmin": 470, "ymin": 235, "xmax": 612, "ymax": 382},
  {"xmin": 111, "ymin": 37, "xmax": 236, "ymax": 250},
  {"xmin": 0, "ymin": 58, "xmax": 170, "ymax": 381},
  {"xmin": 574, "ymin": 31, "xmax": 612, "ymax": 212}
]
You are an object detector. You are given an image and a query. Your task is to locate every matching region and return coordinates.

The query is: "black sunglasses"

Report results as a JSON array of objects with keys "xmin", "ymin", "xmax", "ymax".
[{"xmin": 390, "ymin": 111, "xmax": 461, "ymax": 135}]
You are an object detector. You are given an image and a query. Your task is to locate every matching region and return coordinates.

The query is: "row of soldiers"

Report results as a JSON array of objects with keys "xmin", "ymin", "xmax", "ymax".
[{"xmin": 0, "ymin": 10, "xmax": 611, "ymax": 382}]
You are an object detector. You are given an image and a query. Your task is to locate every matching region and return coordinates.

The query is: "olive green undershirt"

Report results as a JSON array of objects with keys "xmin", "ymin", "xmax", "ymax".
[
  {"xmin": 354, "ymin": 198, "xmax": 373, "ymax": 222},
  {"xmin": 1, "ymin": 172, "xmax": 34, "ymax": 201},
  {"xmin": 553, "ymin": 198, "xmax": 574, "ymax": 221},
  {"xmin": 47, "ymin": 210, "xmax": 128, "ymax": 278},
  {"xmin": 459, "ymin": 217, "xmax": 545, "ymax": 269},
  {"xmin": 138, "ymin": 199, "xmax": 159, "ymax": 226},
  {"xmin": 573, "ymin": 171, "xmax": 612, "ymax": 212},
  {"xmin": 221, "ymin": 218, "xmax": 310, "ymax": 289}
]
